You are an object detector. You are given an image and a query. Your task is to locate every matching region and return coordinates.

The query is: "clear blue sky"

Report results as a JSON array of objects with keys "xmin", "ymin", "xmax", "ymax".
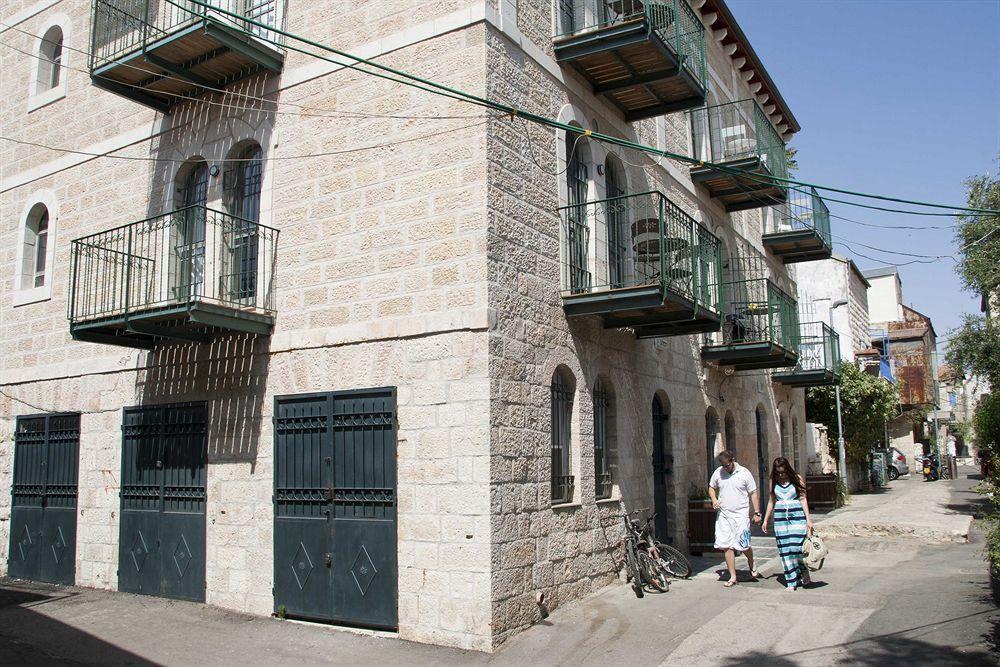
[{"xmin": 728, "ymin": 0, "xmax": 1000, "ymax": 342}]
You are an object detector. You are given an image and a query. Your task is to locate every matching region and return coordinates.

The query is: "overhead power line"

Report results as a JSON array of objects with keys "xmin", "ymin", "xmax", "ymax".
[{"xmin": 167, "ymin": 0, "xmax": 998, "ymax": 217}]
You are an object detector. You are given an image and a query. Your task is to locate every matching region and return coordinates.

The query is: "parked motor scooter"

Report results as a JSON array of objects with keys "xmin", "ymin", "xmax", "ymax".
[{"xmin": 922, "ymin": 453, "xmax": 940, "ymax": 481}]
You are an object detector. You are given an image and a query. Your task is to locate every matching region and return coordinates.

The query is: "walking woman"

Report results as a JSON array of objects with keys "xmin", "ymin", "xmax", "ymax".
[{"xmin": 761, "ymin": 457, "xmax": 813, "ymax": 590}]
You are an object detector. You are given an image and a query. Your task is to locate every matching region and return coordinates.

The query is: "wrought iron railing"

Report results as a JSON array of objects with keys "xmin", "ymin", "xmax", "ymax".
[
  {"xmin": 90, "ymin": 0, "xmax": 285, "ymax": 70},
  {"xmin": 555, "ymin": 0, "xmax": 706, "ymax": 90},
  {"xmin": 714, "ymin": 277, "xmax": 799, "ymax": 352},
  {"xmin": 69, "ymin": 206, "xmax": 278, "ymax": 325},
  {"xmin": 788, "ymin": 321, "xmax": 841, "ymax": 376},
  {"xmin": 689, "ymin": 98, "xmax": 788, "ymax": 182},
  {"xmin": 559, "ymin": 190, "xmax": 722, "ymax": 311},
  {"xmin": 765, "ymin": 187, "xmax": 832, "ymax": 246}
]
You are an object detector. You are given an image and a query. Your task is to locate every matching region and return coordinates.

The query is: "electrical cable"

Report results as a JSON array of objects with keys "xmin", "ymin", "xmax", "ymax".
[{"xmin": 164, "ymin": 0, "xmax": 1000, "ymax": 217}]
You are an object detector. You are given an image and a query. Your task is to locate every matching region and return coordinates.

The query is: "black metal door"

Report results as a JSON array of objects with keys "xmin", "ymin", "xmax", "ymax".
[
  {"xmin": 8, "ymin": 413, "xmax": 80, "ymax": 585},
  {"xmin": 119, "ymin": 403, "xmax": 207, "ymax": 602},
  {"xmin": 755, "ymin": 407, "xmax": 769, "ymax": 497},
  {"xmin": 651, "ymin": 397, "xmax": 671, "ymax": 541},
  {"xmin": 274, "ymin": 388, "xmax": 398, "ymax": 630}
]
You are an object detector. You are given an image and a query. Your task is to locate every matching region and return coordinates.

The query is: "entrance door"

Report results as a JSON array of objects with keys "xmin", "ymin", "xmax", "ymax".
[
  {"xmin": 651, "ymin": 396, "xmax": 671, "ymax": 541},
  {"xmin": 176, "ymin": 162, "xmax": 208, "ymax": 299},
  {"xmin": 8, "ymin": 413, "xmax": 80, "ymax": 585},
  {"xmin": 274, "ymin": 388, "xmax": 398, "ymax": 630},
  {"xmin": 119, "ymin": 403, "xmax": 207, "ymax": 602},
  {"xmin": 755, "ymin": 407, "xmax": 769, "ymax": 497}
]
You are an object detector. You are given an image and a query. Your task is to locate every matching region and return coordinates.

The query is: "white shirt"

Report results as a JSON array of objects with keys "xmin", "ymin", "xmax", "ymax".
[{"xmin": 710, "ymin": 463, "xmax": 758, "ymax": 514}]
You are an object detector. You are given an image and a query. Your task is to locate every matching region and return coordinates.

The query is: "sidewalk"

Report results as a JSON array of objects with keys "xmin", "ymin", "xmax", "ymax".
[{"xmin": 814, "ymin": 471, "xmax": 972, "ymax": 543}]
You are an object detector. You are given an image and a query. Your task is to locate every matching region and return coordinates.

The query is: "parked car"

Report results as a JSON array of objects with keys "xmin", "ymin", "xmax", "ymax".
[{"xmin": 874, "ymin": 447, "xmax": 909, "ymax": 480}]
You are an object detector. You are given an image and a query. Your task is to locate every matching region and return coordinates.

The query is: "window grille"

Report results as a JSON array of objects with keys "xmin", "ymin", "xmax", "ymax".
[{"xmin": 551, "ymin": 373, "xmax": 574, "ymax": 504}]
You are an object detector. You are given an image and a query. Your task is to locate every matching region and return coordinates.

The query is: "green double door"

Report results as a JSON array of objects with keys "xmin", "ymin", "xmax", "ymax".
[
  {"xmin": 273, "ymin": 388, "xmax": 399, "ymax": 630},
  {"xmin": 8, "ymin": 413, "xmax": 80, "ymax": 585},
  {"xmin": 118, "ymin": 403, "xmax": 207, "ymax": 602}
]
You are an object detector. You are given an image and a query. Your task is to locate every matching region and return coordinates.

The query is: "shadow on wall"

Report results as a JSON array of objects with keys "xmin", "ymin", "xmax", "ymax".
[{"xmin": 136, "ymin": 333, "xmax": 270, "ymax": 466}]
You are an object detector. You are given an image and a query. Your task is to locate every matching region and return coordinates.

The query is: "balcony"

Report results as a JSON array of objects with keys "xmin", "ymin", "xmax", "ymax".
[
  {"xmin": 69, "ymin": 206, "xmax": 279, "ymax": 349},
  {"xmin": 762, "ymin": 187, "xmax": 833, "ymax": 263},
  {"xmin": 688, "ymin": 99, "xmax": 788, "ymax": 211},
  {"xmin": 772, "ymin": 321, "xmax": 842, "ymax": 387},
  {"xmin": 553, "ymin": 0, "xmax": 707, "ymax": 121},
  {"xmin": 560, "ymin": 191, "xmax": 722, "ymax": 337},
  {"xmin": 89, "ymin": 1, "xmax": 285, "ymax": 112},
  {"xmin": 702, "ymin": 275, "xmax": 799, "ymax": 370}
]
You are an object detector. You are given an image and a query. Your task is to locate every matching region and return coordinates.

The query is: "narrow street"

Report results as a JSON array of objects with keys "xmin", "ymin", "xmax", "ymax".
[{"xmin": 1, "ymin": 466, "xmax": 996, "ymax": 666}]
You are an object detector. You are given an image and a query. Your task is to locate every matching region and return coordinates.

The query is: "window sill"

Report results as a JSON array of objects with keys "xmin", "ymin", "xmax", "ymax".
[
  {"xmin": 12, "ymin": 285, "xmax": 52, "ymax": 307},
  {"xmin": 551, "ymin": 501, "xmax": 582, "ymax": 511},
  {"xmin": 595, "ymin": 496, "xmax": 620, "ymax": 505},
  {"xmin": 27, "ymin": 85, "xmax": 66, "ymax": 113}
]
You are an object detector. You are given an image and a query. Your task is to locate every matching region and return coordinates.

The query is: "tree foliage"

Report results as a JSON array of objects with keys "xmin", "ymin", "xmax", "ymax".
[
  {"xmin": 806, "ymin": 363, "xmax": 899, "ymax": 466},
  {"xmin": 946, "ymin": 314, "xmax": 1000, "ymax": 387},
  {"xmin": 954, "ymin": 164, "xmax": 1000, "ymax": 299}
]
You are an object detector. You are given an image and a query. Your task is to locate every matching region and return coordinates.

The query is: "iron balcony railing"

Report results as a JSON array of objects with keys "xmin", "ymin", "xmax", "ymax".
[
  {"xmin": 559, "ymin": 190, "xmax": 722, "ymax": 311},
  {"xmin": 90, "ymin": 0, "xmax": 285, "ymax": 70},
  {"xmin": 68, "ymin": 206, "xmax": 278, "ymax": 325},
  {"xmin": 791, "ymin": 321, "xmax": 841, "ymax": 376},
  {"xmin": 689, "ymin": 98, "xmax": 788, "ymax": 180},
  {"xmin": 555, "ymin": 0, "xmax": 707, "ymax": 89},
  {"xmin": 715, "ymin": 277, "xmax": 799, "ymax": 352},
  {"xmin": 765, "ymin": 187, "xmax": 832, "ymax": 246}
]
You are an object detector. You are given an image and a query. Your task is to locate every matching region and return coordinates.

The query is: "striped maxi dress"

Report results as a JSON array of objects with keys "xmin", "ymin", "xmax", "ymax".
[{"xmin": 773, "ymin": 482, "xmax": 809, "ymax": 589}]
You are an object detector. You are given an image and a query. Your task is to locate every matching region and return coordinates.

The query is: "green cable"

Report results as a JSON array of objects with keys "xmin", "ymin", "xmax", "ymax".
[{"xmin": 167, "ymin": 0, "xmax": 999, "ymax": 216}]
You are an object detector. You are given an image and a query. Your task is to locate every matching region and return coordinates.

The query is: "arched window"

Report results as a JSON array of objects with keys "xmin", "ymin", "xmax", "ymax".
[
  {"xmin": 705, "ymin": 408, "xmax": 720, "ymax": 484},
  {"xmin": 724, "ymin": 410, "xmax": 736, "ymax": 453},
  {"xmin": 564, "ymin": 123, "xmax": 591, "ymax": 293},
  {"xmin": 652, "ymin": 394, "xmax": 672, "ymax": 539},
  {"xmin": 175, "ymin": 159, "xmax": 209, "ymax": 298},
  {"xmin": 225, "ymin": 142, "xmax": 263, "ymax": 301},
  {"xmin": 21, "ymin": 204, "xmax": 50, "ymax": 289},
  {"xmin": 593, "ymin": 378, "xmax": 616, "ymax": 499},
  {"xmin": 780, "ymin": 414, "xmax": 789, "ymax": 460},
  {"xmin": 551, "ymin": 367, "xmax": 575, "ymax": 505},
  {"xmin": 38, "ymin": 26, "xmax": 63, "ymax": 91}
]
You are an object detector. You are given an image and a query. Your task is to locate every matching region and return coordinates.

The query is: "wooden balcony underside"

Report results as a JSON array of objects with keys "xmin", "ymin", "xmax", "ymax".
[
  {"xmin": 91, "ymin": 19, "xmax": 283, "ymax": 111},
  {"xmin": 71, "ymin": 301, "xmax": 274, "ymax": 349},
  {"xmin": 762, "ymin": 228, "xmax": 833, "ymax": 263},
  {"xmin": 563, "ymin": 284, "xmax": 721, "ymax": 337},
  {"xmin": 701, "ymin": 341, "xmax": 798, "ymax": 370},
  {"xmin": 690, "ymin": 157, "xmax": 787, "ymax": 212},
  {"xmin": 554, "ymin": 21, "xmax": 705, "ymax": 121}
]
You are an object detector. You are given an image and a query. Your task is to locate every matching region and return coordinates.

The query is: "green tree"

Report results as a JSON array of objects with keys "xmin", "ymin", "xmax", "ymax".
[
  {"xmin": 946, "ymin": 314, "xmax": 1000, "ymax": 386},
  {"xmin": 806, "ymin": 364, "xmax": 899, "ymax": 466},
  {"xmin": 954, "ymin": 164, "xmax": 1000, "ymax": 299}
]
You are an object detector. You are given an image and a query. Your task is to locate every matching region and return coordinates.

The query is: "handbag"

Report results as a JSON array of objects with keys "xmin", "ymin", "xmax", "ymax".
[{"xmin": 801, "ymin": 531, "xmax": 828, "ymax": 571}]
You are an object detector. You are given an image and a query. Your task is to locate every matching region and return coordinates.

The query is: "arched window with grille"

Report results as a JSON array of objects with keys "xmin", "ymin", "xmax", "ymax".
[
  {"xmin": 21, "ymin": 204, "xmax": 50, "ymax": 289},
  {"xmin": 564, "ymin": 124, "xmax": 590, "ymax": 293},
  {"xmin": 593, "ymin": 379, "xmax": 616, "ymax": 499},
  {"xmin": 224, "ymin": 142, "xmax": 263, "ymax": 302},
  {"xmin": 174, "ymin": 159, "xmax": 209, "ymax": 298},
  {"xmin": 652, "ymin": 394, "xmax": 672, "ymax": 539},
  {"xmin": 705, "ymin": 408, "xmax": 720, "ymax": 484},
  {"xmin": 604, "ymin": 154, "xmax": 629, "ymax": 289},
  {"xmin": 551, "ymin": 367, "xmax": 575, "ymax": 505}
]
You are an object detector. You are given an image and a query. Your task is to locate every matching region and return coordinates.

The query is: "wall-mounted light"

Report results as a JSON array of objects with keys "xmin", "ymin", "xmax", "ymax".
[
  {"xmin": 596, "ymin": 164, "xmax": 605, "ymax": 176},
  {"xmin": 209, "ymin": 165, "xmax": 220, "ymax": 177}
]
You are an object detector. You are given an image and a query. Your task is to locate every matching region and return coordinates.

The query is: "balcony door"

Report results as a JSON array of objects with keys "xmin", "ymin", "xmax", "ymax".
[
  {"xmin": 565, "ymin": 132, "xmax": 590, "ymax": 293},
  {"xmin": 226, "ymin": 143, "xmax": 262, "ymax": 304},
  {"xmin": 175, "ymin": 161, "xmax": 208, "ymax": 300}
]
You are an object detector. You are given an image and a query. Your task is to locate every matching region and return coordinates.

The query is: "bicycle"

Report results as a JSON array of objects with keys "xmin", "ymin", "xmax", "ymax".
[
  {"xmin": 642, "ymin": 516, "xmax": 693, "ymax": 580},
  {"xmin": 620, "ymin": 508, "xmax": 693, "ymax": 596}
]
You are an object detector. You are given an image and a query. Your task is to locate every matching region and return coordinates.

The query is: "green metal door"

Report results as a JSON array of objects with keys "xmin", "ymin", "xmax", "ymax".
[
  {"xmin": 8, "ymin": 413, "xmax": 80, "ymax": 585},
  {"xmin": 274, "ymin": 388, "xmax": 398, "ymax": 630},
  {"xmin": 651, "ymin": 396, "xmax": 671, "ymax": 541},
  {"xmin": 119, "ymin": 403, "xmax": 207, "ymax": 602}
]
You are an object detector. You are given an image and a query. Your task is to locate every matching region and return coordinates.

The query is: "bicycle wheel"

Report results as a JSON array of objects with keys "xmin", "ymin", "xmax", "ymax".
[
  {"xmin": 625, "ymin": 544, "xmax": 645, "ymax": 598},
  {"xmin": 638, "ymin": 552, "xmax": 669, "ymax": 592},
  {"xmin": 654, "ymin": 542, "xmax": 693, "ymax": 579}
]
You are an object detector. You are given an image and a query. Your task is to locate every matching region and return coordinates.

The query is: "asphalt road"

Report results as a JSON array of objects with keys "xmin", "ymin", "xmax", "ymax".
[{"xmin": 0, "ymin": 467, "xmax": 996, "ymax": 666}]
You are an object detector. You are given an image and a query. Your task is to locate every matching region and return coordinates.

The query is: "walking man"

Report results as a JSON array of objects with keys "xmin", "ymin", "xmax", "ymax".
[{"xmin": 709, "ymin": 450, "xmax": 762, "ymax": 587}]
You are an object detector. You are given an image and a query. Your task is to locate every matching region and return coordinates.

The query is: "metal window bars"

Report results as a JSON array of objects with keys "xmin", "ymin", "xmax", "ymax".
[
  {"xmin": 554, "ymin": 0, "xmax": 707, "ymax": 89},
  {"xmin": 593, "ymin": 383, "xmax": 612, "ymax": 500},
  {"xmin": 90, "ymin": 0, "xmax": 286, "ymax": 70},
  {"xmin": 689, "ymin": 98, "xmax": 789, "ymax": 181},
  {"xmin": 551, "ymin": 374, "xmax": 575, "ymax": 505},
  {"xmin": 712, "ymin": 242, "xmax": 799, "ymax": 352},
  {"xmin": 68, "ymin": 205, "xmax": 279, "ymax": 325},
  {"xmin": 559, "ymin": 190, "xmax": 722, "ymax": 310},
  {"xmin": 764, "ymin": 186, "xmax": 832, "ymax": 246}
]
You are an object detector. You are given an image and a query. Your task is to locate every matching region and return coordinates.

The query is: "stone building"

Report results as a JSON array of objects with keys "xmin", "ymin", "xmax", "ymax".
[{"xmin": 1, "ymin": 0, "xmax": 837, "ymax": 651}]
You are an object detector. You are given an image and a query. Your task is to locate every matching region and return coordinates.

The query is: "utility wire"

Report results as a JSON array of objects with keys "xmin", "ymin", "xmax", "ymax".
[{"xmin": 166, "ymin": 0, "xmax": 1000, "ymax": 217}]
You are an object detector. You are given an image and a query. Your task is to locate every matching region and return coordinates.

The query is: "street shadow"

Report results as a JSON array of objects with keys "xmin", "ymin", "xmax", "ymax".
[
  {"xmin": 839, "ymin": 634, "xmax": 991, "ymax": 665},
  {"xmin": 0, "ymin": 583, "xmax": 154, "ymax": 666},
  {"xmin": 721, "ymin": 652, "xmax": 799, "ymax": 666}
]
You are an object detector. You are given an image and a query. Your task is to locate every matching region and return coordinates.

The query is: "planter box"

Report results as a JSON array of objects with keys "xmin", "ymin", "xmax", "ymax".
[{"xmin": 687, "ymin": 498, "xmax": 718, "ymax": 556}]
